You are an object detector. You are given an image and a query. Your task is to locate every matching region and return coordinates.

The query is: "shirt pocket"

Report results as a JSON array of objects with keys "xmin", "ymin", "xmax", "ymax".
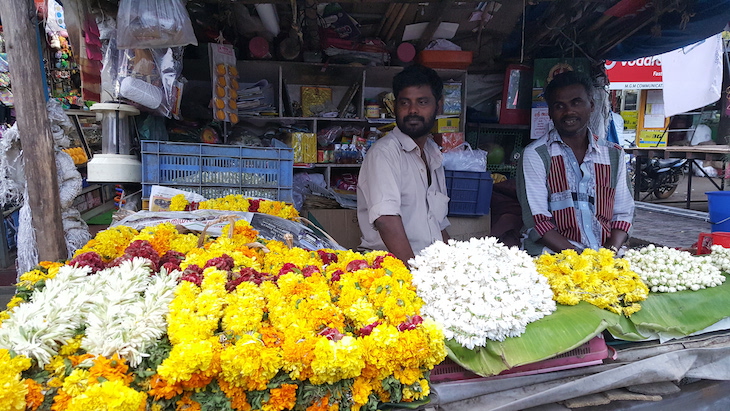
[{"xmin": 429, "ymin": 190, "xmax": 450, "ymax": 223}]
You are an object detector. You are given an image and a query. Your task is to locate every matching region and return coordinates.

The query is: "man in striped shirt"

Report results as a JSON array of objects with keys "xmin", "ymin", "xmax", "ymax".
[{"xmin": 516, "ymin": 71, "xmax": 634, "ymax": 256}]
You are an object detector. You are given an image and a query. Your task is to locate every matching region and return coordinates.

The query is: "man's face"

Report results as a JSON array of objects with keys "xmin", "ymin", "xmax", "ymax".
[
  {"xmin": 547, "ymin": 83, "xmax": 594, "ymax": 139},
  {"xmin": 395, "ymin": 85, "xmax": 441, "ymax": 139}
]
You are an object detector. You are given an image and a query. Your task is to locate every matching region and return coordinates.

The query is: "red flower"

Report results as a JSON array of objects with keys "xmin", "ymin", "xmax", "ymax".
[
  {"xmin": 181, "ymin": 264, "xmax": 204, "ymax": 286},
  {"xmin": 397, "ymin": 315, "xmax": 423, "ymax": 332},
  {"xmin": 278, "ymin": 263, "xmax": 300, "ymax": 277},
  {"xmin": 319, "ymin": 327, "xmax": 344, "ymax": 341},
  {"xmin": 249, "ymin": 199, "xmax": 261, "ymax": 212},
  {"xmin": 330, "ymin": 270, "xmax": 343, "ymax": 282},
  {"xmin": 345, "ymin": 260, "xmax": 369, "ymax": 272},
  {"xmin": 301, "ymin": 265, "xmax": 320, "ymax": 277},
  {"xmin": 204, "ymin": 254, "xmax": 234, "ymax": 271},
  {"xmin": 317, "ymin": 250, "xmax": 338, "ymax": 265},
  {"xmin": 68, "ymin": 252, "xmax": 106, "ymax": 274},
  {"xmin": 358, "ymin": 321, "xmax": 381, "ymax": 336}
]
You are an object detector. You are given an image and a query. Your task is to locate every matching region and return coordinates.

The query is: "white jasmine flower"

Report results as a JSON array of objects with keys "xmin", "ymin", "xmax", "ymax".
[
  {"xmin": 409, "ymin": 237, "xmax": 556, "ymax": 348},
  {"xmin": 624, "ymin": 246, "xmax": 725, "ymax": 293}
]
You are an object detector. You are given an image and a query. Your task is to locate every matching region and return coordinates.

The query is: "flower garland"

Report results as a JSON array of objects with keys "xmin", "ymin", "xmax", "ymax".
[
  {"xmin": 409, "ymin": 237, "xmax": 556, "ymax": 348},
  {"xmin": 624, "ymin": 245, "xmax": 726, "ymax": 292},
  {"xmin": 0, "ymin": 218, "xmax": 446, "ymax": 411},
  {"xmin": 535, "ymin": 248, "xmax": 648, "ymax": 316},
  {"xmin": 709, "ymin": 245, "xmax": 730, "ymax": 273},
  {"xmin": 168, "ymin": 193, "xmax": 300, "ymax": 221}
]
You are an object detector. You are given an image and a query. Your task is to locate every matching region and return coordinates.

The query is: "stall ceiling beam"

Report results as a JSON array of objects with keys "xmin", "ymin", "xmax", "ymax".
[{"xmin": 0, "ymin": 0, "xmax": 68, "ymax": 262}]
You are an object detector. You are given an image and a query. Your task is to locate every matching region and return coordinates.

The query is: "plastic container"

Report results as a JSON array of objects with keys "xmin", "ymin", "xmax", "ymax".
[
  {"xmin": 697, "ymin": 232, "xmax": 730, "ymax": 254},
  {"xmin": 365, "ymin": 127, "xmax": 379, "ymax": 152},
  {"xmin": 444, "ymin": 170, "xmax": 493, "ymax": 216},
  {"xmin": 706, "ymin": 191, "xmax": 730, "ymax": 232},
  {"xmin": 141, "ymin": 141, "xmax": 293, "ymax": 202},
  {"xmin": 416, "ymin": 50, "xmax": 473, "ymax": 70}
]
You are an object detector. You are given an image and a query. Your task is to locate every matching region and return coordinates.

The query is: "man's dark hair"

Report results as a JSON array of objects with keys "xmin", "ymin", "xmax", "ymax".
[
  {"xmin": 393, "ymin": 65, "xmax": 443, "ymax": 101},
  {"xmin": 543, "ymin": 70, "xmax": 594, "ymax": 103}
]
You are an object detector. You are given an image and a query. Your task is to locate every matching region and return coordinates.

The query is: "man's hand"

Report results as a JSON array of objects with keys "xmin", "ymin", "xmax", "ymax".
[
  {"xmin": 374, "ymin": 215, "xmax": 415, "ymax": 264},
  {"xmin": 603, "ymin": 229, "xmax": 629, "ymax": 253},
  {"xmin": 539, "ymin": 229, "xmax": 582, "ymax": 253}
]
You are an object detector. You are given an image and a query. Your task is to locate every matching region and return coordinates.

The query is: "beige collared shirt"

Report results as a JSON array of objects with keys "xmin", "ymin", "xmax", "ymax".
[{"xmin": 357, "ymin": 127, "xmax": 450, "ymax": 255}]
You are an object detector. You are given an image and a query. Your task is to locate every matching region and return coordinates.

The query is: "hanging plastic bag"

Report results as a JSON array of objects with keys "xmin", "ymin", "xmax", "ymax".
[
  {"xmin": 442, "ymin": 143, "xmax": 487, "ymax": 172},
  {"xmin": 116, "ymin": 0, "xmax": 198, "ymax": 49}
]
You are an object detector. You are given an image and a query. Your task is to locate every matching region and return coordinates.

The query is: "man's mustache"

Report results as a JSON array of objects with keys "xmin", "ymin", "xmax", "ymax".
[{"xmin": 404, "ymin": 115, "xmax": 425, "ymax": 122}]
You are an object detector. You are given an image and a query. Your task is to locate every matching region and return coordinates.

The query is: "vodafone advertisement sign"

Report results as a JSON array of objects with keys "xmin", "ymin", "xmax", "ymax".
[{"xmin": 605, "ymin": 57, "xmax": 663, "ymax": 90}]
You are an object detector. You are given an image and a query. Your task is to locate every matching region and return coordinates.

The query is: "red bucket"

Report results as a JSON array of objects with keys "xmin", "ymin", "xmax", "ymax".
[{"xmin": 697, "ymin": 232, "xmax": 730, "ymax": 255}]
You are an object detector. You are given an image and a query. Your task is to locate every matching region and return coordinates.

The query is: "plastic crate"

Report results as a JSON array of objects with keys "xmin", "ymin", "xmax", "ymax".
[
  {"xmin": 445, "ymin": 170, "xmax": 493, "ymax": 216},
  {"xmin": 141, "ymin": 141, "xmax": 294, "ymax": 203},
  {"xmin": 430, "ymin": 335, "xmax": 611, "ymax": 383},
  {"xmin": 465, "ymin": 123, "xmax": 527, "ymax": 169}
]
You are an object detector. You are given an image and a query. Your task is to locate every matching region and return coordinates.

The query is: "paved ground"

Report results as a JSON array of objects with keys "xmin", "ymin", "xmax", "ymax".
[{"xmin": 630, "ymin": 173, "xmax": 724, "ymax": 249}]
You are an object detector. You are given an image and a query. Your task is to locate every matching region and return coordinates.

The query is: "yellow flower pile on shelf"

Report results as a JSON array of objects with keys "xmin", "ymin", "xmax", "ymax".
[
  {"xmin": 0, "ymin": 217, "xmax": 446, "ymax": 411},
  {"xmin": 169, "ymin": 193, "xmax": 300, "ymax": 221},
  {"xmin": 535, "ymin": 248, "xmax": 649, "ymax": 316}
]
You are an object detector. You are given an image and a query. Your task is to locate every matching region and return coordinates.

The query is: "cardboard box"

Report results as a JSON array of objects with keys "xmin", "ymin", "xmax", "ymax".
[
  {"xmin": 433, "ymin": 118, "xmax": 460, "ymax": 133},
  {"xmin": 304, "ymin": 208, "xmax": 361, "ymax": 250},
  {"xmin": 448, "ymin": 215, "xmax": 491, "ymax": 241}
]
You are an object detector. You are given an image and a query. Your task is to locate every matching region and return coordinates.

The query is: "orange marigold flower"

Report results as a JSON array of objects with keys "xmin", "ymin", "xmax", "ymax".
[
  {"xmin": 263, "ymin": 383, "xmax": 298, "ymax": 411},
  {"xmin": 180, "ymin": 371, "xmax": 215, "ymax": 390},
  {"xmin": 176, "ymin": 392, "xmax": 202, "ymax": 411},
  {"xmin": 305, "ymin": 395, "xmax": 331, "ymax": 411},
  {"xmin": 24, "ymin": 379, "xmax": 44, "ymax": 411},
  {"xmin": 51, "ymin": 390, "xmax": 72, "ymax": 411},
  {"xmin": 148, "ymin": 374, "xmax": 184, "ymax": 400},
  {"xmin": 218, "ymin": 378, "xmax": 252, "ymax": 411},
  {"xmin": 68, "ymin": 353, "xmax": 95, "ymax": 367},
  {"xmin": 88, "ymin": 353, "xmax": 133, "ymax": 384}
]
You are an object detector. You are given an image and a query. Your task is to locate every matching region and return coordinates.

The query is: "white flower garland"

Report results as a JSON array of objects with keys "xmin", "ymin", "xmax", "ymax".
[
  {"xmin": 709, "ymin": 245, "xmax": 730, "ymax": 272},
  {"xmin": 409, "ymin": 237, "xmax": 556, "ymax": 348},
  {"xmin": 0, "ymin": 257, "xmax": 180, "ymax": 367},
  {"xmin": 624, "ymin": 244, "xmax": 725, "ymax": 293}
]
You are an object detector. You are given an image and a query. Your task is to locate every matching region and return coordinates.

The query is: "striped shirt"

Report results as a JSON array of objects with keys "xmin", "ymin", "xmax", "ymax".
[{"xmin": 516, "ymin": 129, "xmax": 634, "ymax": 255}]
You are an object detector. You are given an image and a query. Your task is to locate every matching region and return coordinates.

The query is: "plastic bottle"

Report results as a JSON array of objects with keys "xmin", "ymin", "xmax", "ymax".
[
  {"xmin": 365, "ymin": 127, "xmax": 380, "ymax": 153},
  {"xmin": 334, "ymin": 143, "xmax": 342, "ymax": 164}
]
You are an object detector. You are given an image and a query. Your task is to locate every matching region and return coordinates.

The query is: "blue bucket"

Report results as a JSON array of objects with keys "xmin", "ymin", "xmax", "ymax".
[{"xmin": 706, "ymin": 191, "xmax": 730, "ymax": 232}]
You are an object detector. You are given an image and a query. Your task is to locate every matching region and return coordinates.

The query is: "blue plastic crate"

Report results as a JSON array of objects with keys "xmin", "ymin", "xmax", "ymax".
[
  {"xmin": 445, "ymin": 170, "xmax": 493, "ymax": 216},
  {"xmin": 141, "ymin": 141, "xmax": 294, "ymax": 203}
]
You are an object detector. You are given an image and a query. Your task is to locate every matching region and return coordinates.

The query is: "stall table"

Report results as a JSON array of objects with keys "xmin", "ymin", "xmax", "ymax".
[{"xmin": 629, "ymin": 145, "xmax": 730, "ymax": 208}]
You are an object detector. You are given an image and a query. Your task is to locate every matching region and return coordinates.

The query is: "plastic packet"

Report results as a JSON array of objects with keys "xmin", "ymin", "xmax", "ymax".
[
  {"xmin": 442, "ymin": 143, "xmax": 487, "ymax": 172},
  {"xmin": 443, "ymin": 82, "xmax": 462, "ymax": 115},
  {"xmin": 317, "ymin": 126, "xmax": 343, "ymax": 147},
  {"xmin": 209, "ymin": 43, "xmax": 240, "ymax": 124},
  {"xmin": 440, "ymin": 132, "xmax": 465, "ymax": 153},
  {"xmin": 116, "ymin": 0, "xmax": 198, "ymax": 49},
  {"xmin": 104, "ymin": 37, "xmax": 185, "ymax": 119}
]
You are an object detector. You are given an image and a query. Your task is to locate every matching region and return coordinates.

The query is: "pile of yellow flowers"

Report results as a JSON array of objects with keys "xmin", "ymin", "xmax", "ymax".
[
  {"xmin": 168, "ymin": 194, "xmax": 300, "ymax": 221},
  {"xmin": 0, "ymin": 215, "xmax": 446, "ymax": 410},
  {"xmin": 534, "ymin": 248, "xmax": 649, "ymax": 316}
]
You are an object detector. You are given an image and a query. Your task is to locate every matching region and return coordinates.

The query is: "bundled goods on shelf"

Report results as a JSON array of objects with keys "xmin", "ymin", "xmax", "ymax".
[
  {"xmin": 61, "ymin": 147, "xmax": 88, "ymax": 165},
  {"xmin": 237, "ymin": 79, "xmax": 277, "ymax": 117}
]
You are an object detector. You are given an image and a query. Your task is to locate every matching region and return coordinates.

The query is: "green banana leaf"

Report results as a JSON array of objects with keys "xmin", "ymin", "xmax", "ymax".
[
  {"xmin": 445, "ymin": 275, "xmax": 730, "ymax": 377},
  {"xmin": 629, "ymin": 274, "xmax": 730, "ymax": 336},
  {"xmin": 446, "ymin": 302, "xmax": 647, "ymax": 377}
]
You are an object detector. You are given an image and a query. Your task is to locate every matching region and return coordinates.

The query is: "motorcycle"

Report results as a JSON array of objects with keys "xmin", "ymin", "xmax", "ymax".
[{"xmin": 630, "ymin": 157, "xmax": 688, "ymax": 200}]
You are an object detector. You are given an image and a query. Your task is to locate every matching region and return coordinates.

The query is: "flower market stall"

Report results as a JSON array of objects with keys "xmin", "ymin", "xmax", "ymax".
[{"xmin": 2, "ymin": 194, "xmax": 730, "ymax": 410}]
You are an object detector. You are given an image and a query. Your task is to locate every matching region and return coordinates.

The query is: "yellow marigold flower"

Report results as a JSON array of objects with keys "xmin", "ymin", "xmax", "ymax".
[
  {"xmin": 0, "ymin": 350, "xmax": 30, "ymax": 411},
  {"xmin": 351, "ymin": 377, "xmax": 373, "ymax": 409},
  {"xmin": 59, "ymin": 335, "xmax": 84, "ymax": 356},
  {"xmin": 223, "ymin": 282, "xmax": 265, "ymax": 335},
  {"xmin": 220, "ymin": 334, "xmax": 282, "ymax": 391},
  {"xmin": 169, "ymin": 194, "xmax": 188, "ymax": 211},
  {"xmin": 310, "ymin": 336, "xmax": 365, "ymax": 385},
  {"xmin": 281, "ymin": 336, "xmax": 317, "ymax": 381},
  {"xmin": 5, "ymin": 296, "xmax": 24, "ymax": 310},
  {"xmin": 169, "ymin": 233, "xmax": 199, "ymax": 254},
  {"xmin": 65, "ymin": 379, "xmax": 147, "ymax": 411},
  {"xmin": 157, "ymin": 339, "xmax": 217, "ymax": 383},
  {"xmin": 74, "ymin": 225, "xmax": 139, "ymax": 261},
  {"xmin": 263, "ymin": 383, "xmax": 298, "ymax": 411},
  {"xmin": 45, "ymin": 355, "xmax": 68, "ymax": 378},
  {"xmin": 61, "ymin": 368, "xmax": 91, "ymax": 397}
]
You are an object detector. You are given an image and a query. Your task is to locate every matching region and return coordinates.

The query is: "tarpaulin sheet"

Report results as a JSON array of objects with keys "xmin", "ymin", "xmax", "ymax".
[{"xmin": 432, "ymin": 332, "xmax": 730, "ymax": 411}]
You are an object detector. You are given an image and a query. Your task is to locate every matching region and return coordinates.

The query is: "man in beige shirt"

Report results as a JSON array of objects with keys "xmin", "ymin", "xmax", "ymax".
[{"xmin": 357, "ymin": 65, "xmax": 450, "ymax": 263}]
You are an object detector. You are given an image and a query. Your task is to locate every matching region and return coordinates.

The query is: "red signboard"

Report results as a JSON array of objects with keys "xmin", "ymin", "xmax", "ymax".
[{"xmin": 605, "ymin": 57, "xmax": 663, "ymax": 89}]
